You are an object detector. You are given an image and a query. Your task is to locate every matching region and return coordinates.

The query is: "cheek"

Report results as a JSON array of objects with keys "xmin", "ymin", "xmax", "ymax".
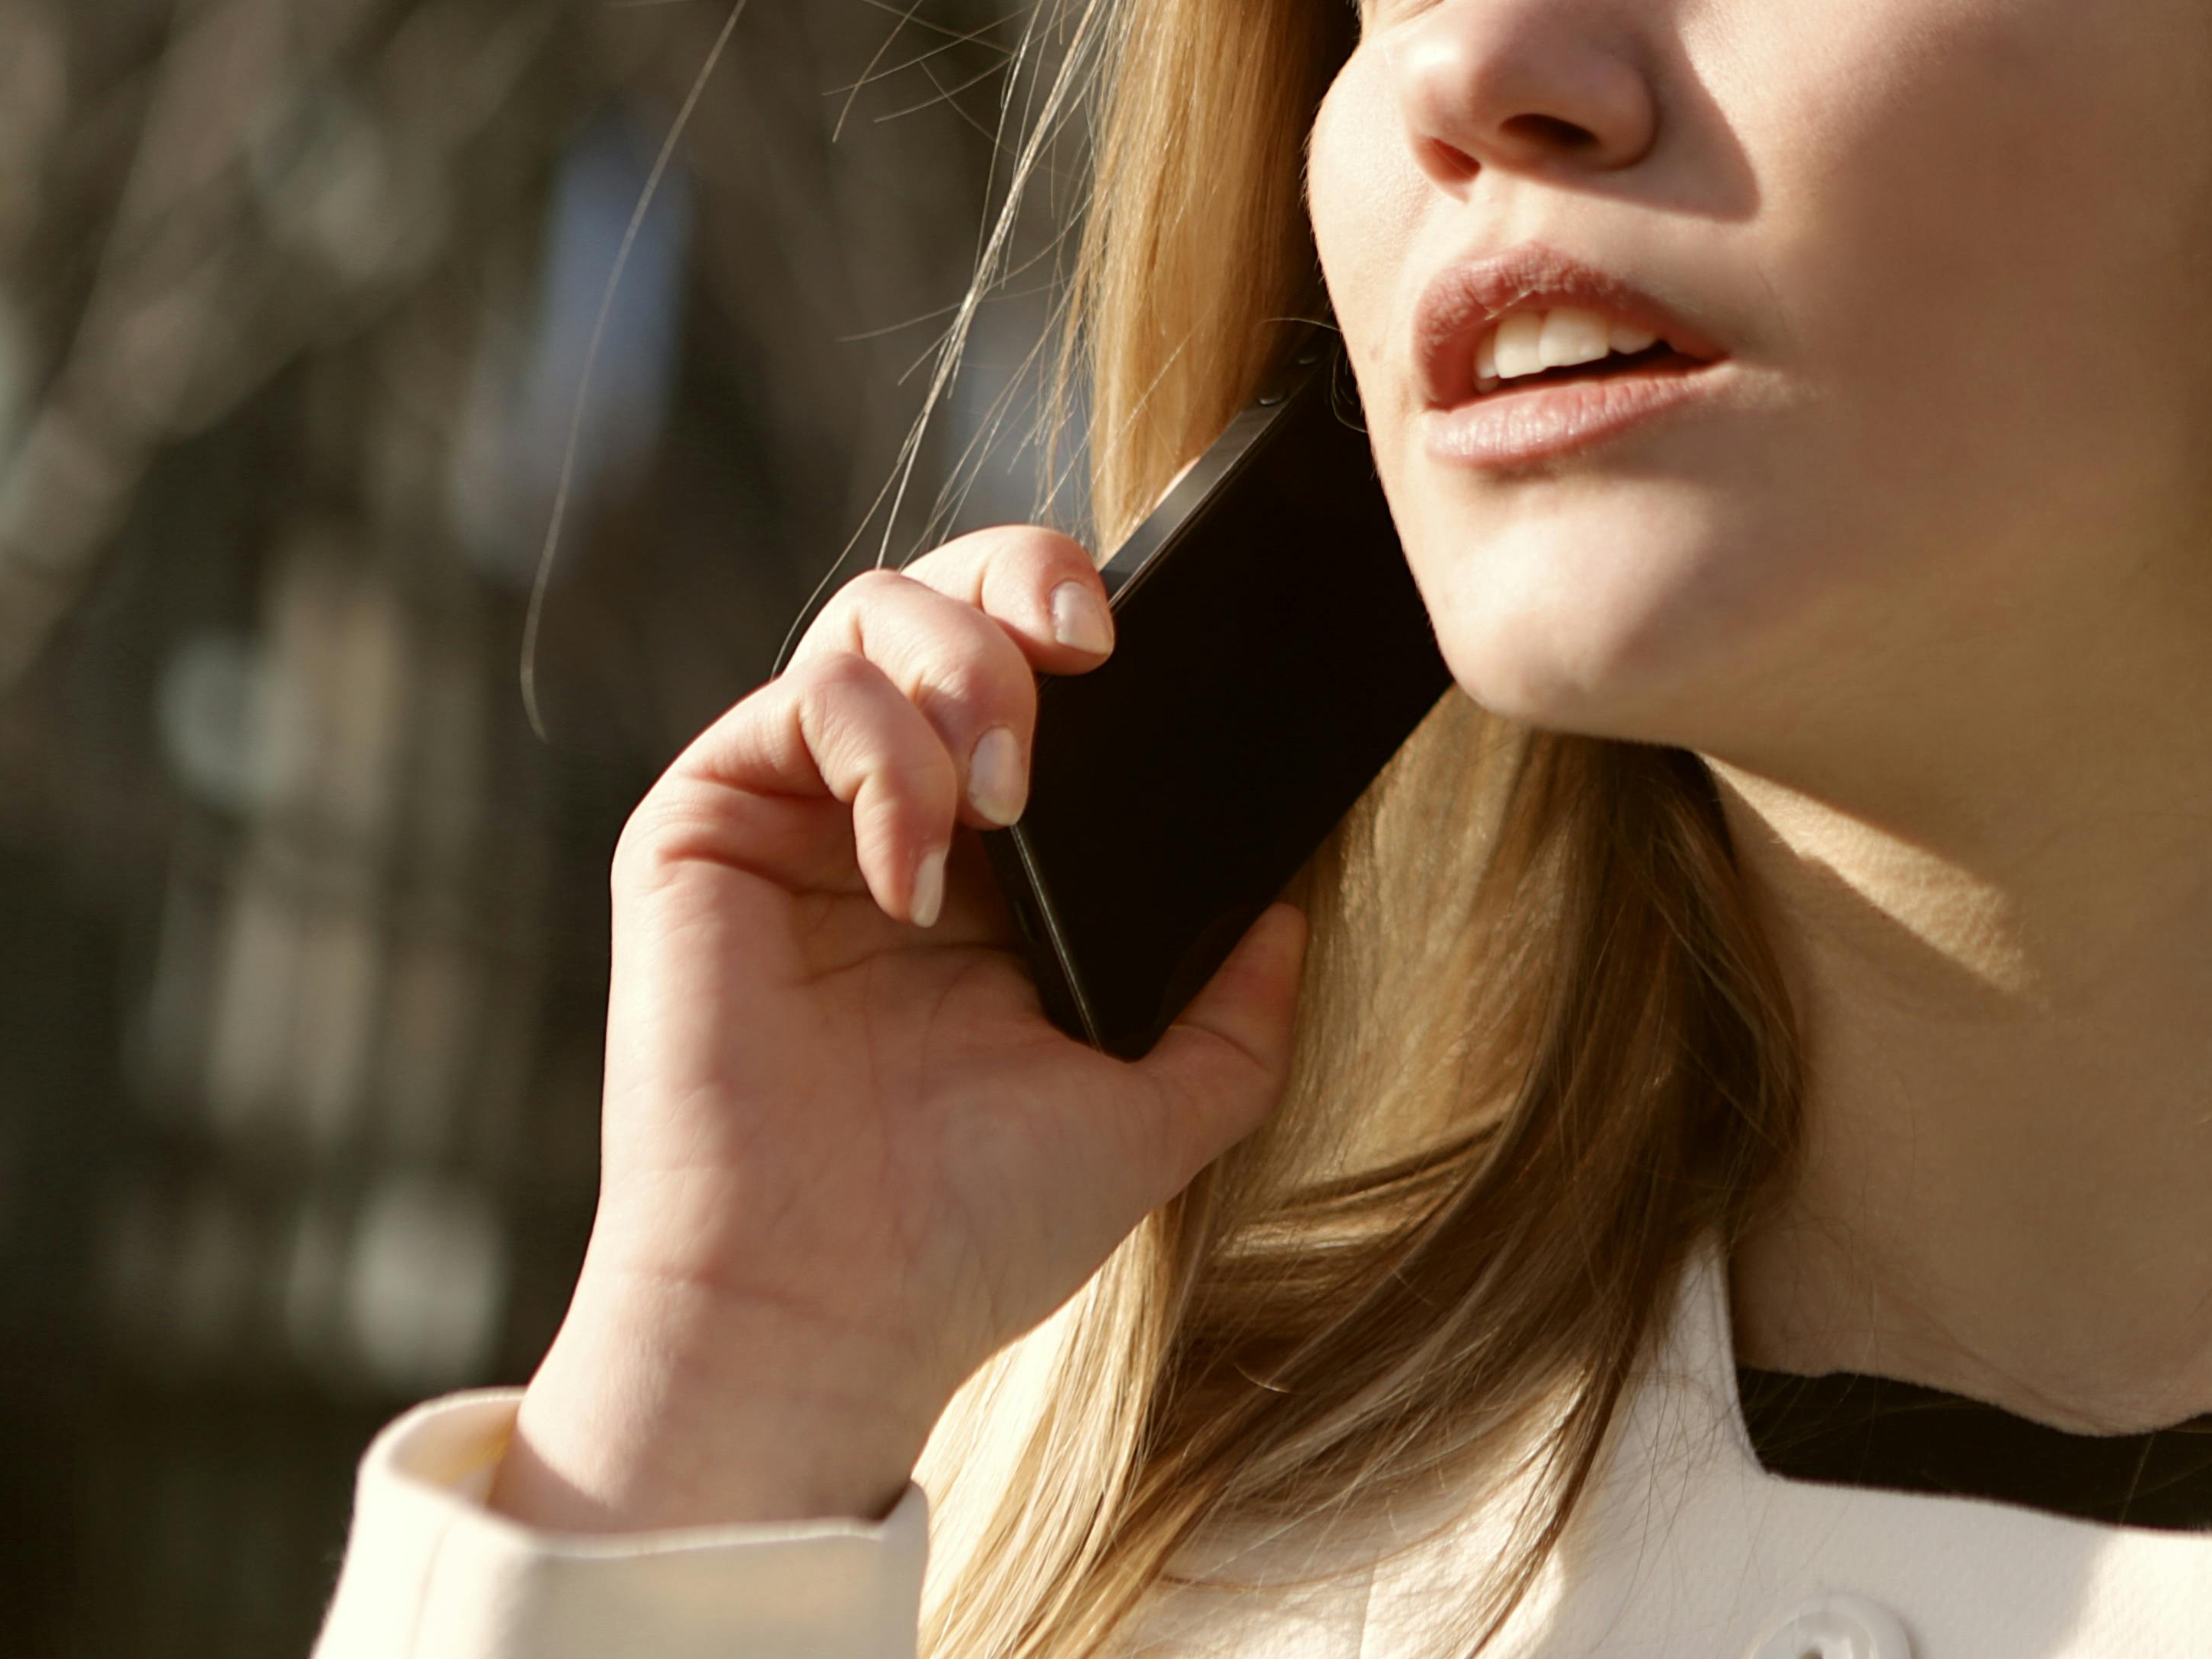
[
  {"xmin": 1728, "ymin": 0, "xmax": 2212, "ymax": 565},
  {"xmin": 1307, "ymin": 53, "xmax": 1423, "ymax": 378},
  {"xmin": 1306, "ymin": 0, "xmax": 2212, "ymax": 742}
]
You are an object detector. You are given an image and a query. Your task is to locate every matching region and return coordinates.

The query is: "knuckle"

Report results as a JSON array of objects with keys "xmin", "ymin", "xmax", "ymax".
[
  {"xmin": 932, "ymin": 650, "xmax": 1032, "ymax": 739},
  {"xmin": 795, "ymin": 647, "xmax": 885, "ymax": 701},
  {"xmin": 801, "ymin": 570, "xmax": 901, "ymax": 646},
  {"xmin": 842, "ymin": 567, "xmax": 907, "ymax": 603},
  {"xmin": 610, "ymin": 787, "xmax": 697, "ymax": 890},
  {"xmin": 930, "ymin": 650, "xmax": 1001, "ymax": 710}
]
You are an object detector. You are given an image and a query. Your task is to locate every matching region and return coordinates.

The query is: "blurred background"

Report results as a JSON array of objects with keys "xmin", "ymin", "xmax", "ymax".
[{"xmin": 0, "ymin": 1, "xmax": 1081, "ymax": 1651}]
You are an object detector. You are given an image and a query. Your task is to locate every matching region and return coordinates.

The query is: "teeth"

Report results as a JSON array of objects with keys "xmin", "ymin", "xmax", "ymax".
[
  {"xmin": 1538, "ymin": 308, "xmax": 1611, "ymax": 370},
  {"xmin": 1473, "ymin": 308, "xmax": 1672, "ymax": 392},
  {"xmin": 1492, "ymin": 312, "xmax": 1546, "ymax": 379}
]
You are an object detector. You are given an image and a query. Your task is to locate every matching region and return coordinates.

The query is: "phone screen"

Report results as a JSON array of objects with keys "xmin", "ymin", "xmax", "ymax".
[{"xmin": 981, "ymin": 323, "xmax": 1455, "ymax": 1059}]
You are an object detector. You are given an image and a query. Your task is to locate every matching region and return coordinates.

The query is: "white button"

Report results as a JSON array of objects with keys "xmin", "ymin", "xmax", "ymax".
[{"xmin": 1748, "ymin": 1592, "xmax": 1912, "ymax": 1659}]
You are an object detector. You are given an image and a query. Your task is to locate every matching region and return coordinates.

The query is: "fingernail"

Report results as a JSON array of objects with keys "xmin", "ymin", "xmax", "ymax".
[
  {"xmin": 967, "ymin": 725, "xmax": 1026, "ymax": 826},
  {"xmin": 1049, "ymin": 582, "xmax": 1113, "ymax": 654},
  {"xmin": 912, "ymin": 843, "xmax": 947, "ymax": 928}
]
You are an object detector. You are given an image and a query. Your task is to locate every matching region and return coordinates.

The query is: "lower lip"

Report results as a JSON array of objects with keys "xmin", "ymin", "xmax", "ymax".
[{"xmin": 1422, "ymin": 359, "xmax": 1731, "ymax": 470}]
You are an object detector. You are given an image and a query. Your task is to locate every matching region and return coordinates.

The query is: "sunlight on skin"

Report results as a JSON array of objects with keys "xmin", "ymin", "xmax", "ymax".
[{"xmin": 1309, "ymin": 0, "xmax": 2212, "ymax": 1432}]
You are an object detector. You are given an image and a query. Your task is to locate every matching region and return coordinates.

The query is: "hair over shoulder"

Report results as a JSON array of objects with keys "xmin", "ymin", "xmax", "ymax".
[{"xmin": 906, "ymin": 4, "xmax": 1805, "ymax": 1653}]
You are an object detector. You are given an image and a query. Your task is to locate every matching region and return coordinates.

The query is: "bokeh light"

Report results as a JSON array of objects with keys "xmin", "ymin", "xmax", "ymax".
[{"xmin": 0, "ymin": 2, "xmax": 1072, "ymax": 1650}]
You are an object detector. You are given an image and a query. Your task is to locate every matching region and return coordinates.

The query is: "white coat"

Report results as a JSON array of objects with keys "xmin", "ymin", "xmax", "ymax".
[{"xmin": 310, "ymin": 1230, "xmax": 2212, "ymax": 1657}]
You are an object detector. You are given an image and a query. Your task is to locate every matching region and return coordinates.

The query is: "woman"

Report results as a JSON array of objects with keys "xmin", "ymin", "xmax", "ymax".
[{"xmin": 315, "ymin": 0, "xmax": 2212, "ymax": 1654}]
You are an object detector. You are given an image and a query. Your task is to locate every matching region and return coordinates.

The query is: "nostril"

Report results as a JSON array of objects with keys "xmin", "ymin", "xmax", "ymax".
[
  {"xmin": 1418, "ymin": 136, "xmax": 1479, "ymax": 182},
  {"xmin": 1500, "ymin": 113, "xmax": 1598, "ymax": 150}
]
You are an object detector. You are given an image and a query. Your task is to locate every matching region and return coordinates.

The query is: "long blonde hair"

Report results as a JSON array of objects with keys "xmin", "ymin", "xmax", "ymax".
[{"xmin": 904, "ymin": 2, "xmax": 1806, "ymax": 1653}]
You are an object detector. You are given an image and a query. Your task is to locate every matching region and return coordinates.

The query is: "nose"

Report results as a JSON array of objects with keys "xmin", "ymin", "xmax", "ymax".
[{"xmin": 1387, "ymin": 0, "xmax": 1658, "ymax": 187}]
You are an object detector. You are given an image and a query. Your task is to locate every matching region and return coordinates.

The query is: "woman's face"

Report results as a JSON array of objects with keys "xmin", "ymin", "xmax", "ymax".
[{"xmin": 1308, "ymin": 0, "xmax": 2212, "ymax": 760}]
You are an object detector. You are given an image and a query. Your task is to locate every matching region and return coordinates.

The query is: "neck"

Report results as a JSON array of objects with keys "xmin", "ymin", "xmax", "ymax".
[{"xmin": 1701, "ymin": 571, "xmax": 2212, "ymax": 1435}]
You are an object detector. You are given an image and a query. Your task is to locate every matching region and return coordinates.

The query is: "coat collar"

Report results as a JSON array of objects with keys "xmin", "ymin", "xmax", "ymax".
[
  {"xmin": 1462, "ymin": 1229, "xmax": 2212, "ymax": 1656},
  {"xmin": 1160, "ymin": 1231, "xmax": 2212, "ymax": 1658}
]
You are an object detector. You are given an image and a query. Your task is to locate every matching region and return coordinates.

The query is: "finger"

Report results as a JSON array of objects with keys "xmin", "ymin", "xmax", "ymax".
[
  {"xmin": 785, "ymin": 824, "xmax": 1028, "ymax": 977},
  {"xmin": 788, "ymin": 568, "xmax": 1042, "ymax": 833},
  {"xmin": 1119, "ymin": 903, "xmax": 1311, "ymax": 1200},
  {"xmin": 636, "ymin": 790, "xmax": 868, "ymax": 898},
  {"xmin": 894, "ymin": 525, "xmax": 1117, "ymax": 671},
  {"xmin": 636, "ymin": 650, "xmax": 959, "ymax": 927}
]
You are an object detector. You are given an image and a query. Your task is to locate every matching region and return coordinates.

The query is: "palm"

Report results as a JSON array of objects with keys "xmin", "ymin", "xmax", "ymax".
[{"xmin": 599, "ymin": 824, "xmax": 1196, "ymax": 1405}]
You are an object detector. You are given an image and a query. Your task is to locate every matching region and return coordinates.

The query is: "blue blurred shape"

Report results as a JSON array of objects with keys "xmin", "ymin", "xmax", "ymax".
[{"xmin": 453, "ymin": 107, "xmax": 694, "ymax": 582}]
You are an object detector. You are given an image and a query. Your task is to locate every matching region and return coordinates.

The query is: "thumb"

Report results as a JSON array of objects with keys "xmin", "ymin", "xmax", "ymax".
[{"xmin": 1127, "ymin": 902, "xmax": 1310, "ymax": 1194}]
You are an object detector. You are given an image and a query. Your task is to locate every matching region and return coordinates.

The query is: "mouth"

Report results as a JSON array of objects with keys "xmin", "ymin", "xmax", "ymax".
[
  {"xmin": 1413, "ymin": 244, "xmax": 1728, "ymax": 412},
  {"xmin": 1470, "ymin": 338, "xmax": 1705, "ymax": 402},
  {"xmin": 1410, "ymin": 245, "xmax": 1733, "ymax": 469}
]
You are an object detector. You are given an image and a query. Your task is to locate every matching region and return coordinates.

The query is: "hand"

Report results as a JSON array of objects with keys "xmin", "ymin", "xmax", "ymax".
[{"xmin": 489, "ymin": 527, "xmax": 1310, "ymax": 1531}]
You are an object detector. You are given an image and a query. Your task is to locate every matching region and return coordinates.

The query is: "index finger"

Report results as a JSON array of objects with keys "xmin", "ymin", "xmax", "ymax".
[{"xmin": 896, "ymin": 524, "xmax": 1115, "ymax": 670}]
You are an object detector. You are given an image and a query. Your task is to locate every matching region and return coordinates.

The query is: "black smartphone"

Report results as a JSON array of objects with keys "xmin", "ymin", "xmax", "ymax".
[{"xmin": 980, "ymin": 321, "xmax": 1455, "ymax": 1060}]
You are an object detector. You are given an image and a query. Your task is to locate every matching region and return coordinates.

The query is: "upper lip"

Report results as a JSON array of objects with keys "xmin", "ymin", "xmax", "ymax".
[{"xmin": 1412, "ymin": 242, "xmax": 1727, "ymax": 409}]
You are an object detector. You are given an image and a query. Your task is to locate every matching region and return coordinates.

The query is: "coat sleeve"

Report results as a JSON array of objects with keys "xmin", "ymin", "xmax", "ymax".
[{"xmin": 311, "ymin": 1388, "xmax": 930, "ymax": 1659}]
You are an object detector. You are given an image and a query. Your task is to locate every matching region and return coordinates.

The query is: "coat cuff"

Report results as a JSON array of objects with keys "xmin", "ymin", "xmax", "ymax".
[{"xmin": 313, "ymin": 1388, "xmax": 929, "ymax": 1659}]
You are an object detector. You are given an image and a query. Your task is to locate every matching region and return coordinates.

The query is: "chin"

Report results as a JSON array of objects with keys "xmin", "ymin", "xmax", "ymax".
[
  {"xmin": 1406, "ymin": 499, "xmax": 1799, "ymax": 745},
  {"xmin": 1412, "ymin": 555, "xmax": 1679, "ymax": 743},
  {"xmin": 1428, "ymin": 618, "xmax": 1656, "ymax": 738}
]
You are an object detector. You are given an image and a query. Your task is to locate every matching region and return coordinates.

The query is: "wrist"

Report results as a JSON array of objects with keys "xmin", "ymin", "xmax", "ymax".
[{"xmin": 487, "ymin": 1263, "xmax": 940, "ymax": 1532}]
